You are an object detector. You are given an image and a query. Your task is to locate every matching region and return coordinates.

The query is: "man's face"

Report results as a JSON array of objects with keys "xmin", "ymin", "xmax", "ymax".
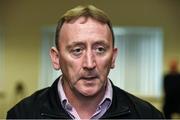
[{"xmin": 51, "ymin": 17, "xmax": 117, "ymax": 97}]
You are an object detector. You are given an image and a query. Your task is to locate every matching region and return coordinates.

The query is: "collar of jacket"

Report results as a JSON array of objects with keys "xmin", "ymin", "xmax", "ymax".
[
  {"xmin": 39, "ymin": 77, "xmax": 131, "ymax": 119},
  {"xmin": 101, "ymin": 82, "xmax": 132, "ymax": 118}
]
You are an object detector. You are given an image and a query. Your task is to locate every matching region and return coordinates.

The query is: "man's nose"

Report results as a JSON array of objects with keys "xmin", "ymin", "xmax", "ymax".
[{"xmin": 83, "ymin": 50, "xmax": 96, "ymax": 70}]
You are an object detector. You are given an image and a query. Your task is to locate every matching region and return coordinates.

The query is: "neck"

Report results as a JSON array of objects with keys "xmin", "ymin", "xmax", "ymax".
[{"xmin": 62, "ymin": 78, "xmax": 106, "ymax": 119}]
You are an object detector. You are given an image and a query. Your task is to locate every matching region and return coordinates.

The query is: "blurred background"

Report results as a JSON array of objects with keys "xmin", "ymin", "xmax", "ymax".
[{"xmin": 0, "ymin": 0, "xmax": 180, "ymax": 118}]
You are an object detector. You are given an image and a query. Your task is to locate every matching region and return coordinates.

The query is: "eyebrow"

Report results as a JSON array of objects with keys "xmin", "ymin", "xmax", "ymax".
[
  {"xmin": 66, "ymin": 41, "xmax": 85, "ymax": 50},
  {"xmin": 66, "ymin": 40, "xmax": 110, "ymax": 50},
  {"xmin": 93, "ymin": 41, "xmax": 109, "ymax": 46}
]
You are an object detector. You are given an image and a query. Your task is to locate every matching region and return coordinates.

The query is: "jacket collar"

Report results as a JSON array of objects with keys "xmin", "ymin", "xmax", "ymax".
[
  {"xmin": 101, "ymin": 81, "xmax": 131, "ymax": 118},
  {"xmin": 40, "ymin": 77, "xmax": 70, "ymax": 118}
]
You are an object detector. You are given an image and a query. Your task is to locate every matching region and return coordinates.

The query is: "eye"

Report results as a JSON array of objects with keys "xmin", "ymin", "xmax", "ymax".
[
  {"xmin": 95, "ymin": 46, "xmax": 106, "ymax": 54},
  {"xmin": 71, "ymin": 47, "xmax": 83, "ymax": 56}
]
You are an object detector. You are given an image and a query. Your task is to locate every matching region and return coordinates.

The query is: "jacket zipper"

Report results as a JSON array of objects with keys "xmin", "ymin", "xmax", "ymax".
[
  {"xmin": 101, "ymin": 109, "xmax": 131, "ymax": 118},
  {"xmin": 40, "ymin": 113, "xmax": 70, "ymax": 119}
]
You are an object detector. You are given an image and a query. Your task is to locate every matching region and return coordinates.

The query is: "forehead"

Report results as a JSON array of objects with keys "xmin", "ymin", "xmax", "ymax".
[
  {"xmin": 64, "ymin": 16, "xmax": 108, "ymax": 29},
  {"xmin": 59, "ymin": 17, "xmax": 112, "ymax": 41}
]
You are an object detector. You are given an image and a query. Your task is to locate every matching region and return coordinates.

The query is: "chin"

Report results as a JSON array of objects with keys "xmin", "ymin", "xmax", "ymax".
[{"xmin": 80, "ymin": 87, "xmax": 101, "ymax": 97}]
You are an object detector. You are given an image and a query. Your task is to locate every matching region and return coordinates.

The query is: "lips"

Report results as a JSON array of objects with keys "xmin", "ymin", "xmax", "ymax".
[
  {"xmin": 81, "ymin": 76, "xmax": 98, "ymax": 80},
  {"xmin": 80, "ymin": 71, "xmax": 99, "ymax": 80}
]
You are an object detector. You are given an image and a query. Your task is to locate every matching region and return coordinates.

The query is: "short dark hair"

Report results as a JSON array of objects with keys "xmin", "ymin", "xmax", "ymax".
[{"xmin": 55, "ymin": 5, "xmax": 115, "ymax": 49}]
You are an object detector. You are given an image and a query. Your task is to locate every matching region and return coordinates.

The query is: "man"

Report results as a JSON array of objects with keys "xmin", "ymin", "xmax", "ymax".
[
  {"xmin": 163, "ymin": 60, "xmax": 180, "ymax": 119},
  {"xmin": 7, "ymin": 5, "xmax": 164, "ymax": 119}
]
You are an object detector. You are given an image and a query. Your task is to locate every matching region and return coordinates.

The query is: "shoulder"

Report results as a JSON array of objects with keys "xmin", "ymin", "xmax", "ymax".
[
  {"xmin": 112, "ymin": 85, "xmax": 164, "ymax": 118},
  {"xmin": 7, "ymin": 77, "xmax": 61, "ymax": 119},
  {"xmin": 126, "ymin": 92, "xmax": 161, "ymax": 116},
  {"xmin": 7, "ymin": 87, "xmax": 50, "ymax": 118}
]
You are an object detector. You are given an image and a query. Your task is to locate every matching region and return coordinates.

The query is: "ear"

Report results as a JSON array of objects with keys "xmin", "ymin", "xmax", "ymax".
[
  {"xmin": 49, "ymin": 47, "xmax": 60, "ymax": 70},
  {"xmin": 111, "ymin": 48, "xmax": 118, "ymax": 69}
]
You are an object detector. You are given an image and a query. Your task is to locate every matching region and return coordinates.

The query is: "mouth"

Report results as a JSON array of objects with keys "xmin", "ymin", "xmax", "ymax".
[{"xmin": 80, "ymin": 76, "xmax": 98, "ymax": 81}]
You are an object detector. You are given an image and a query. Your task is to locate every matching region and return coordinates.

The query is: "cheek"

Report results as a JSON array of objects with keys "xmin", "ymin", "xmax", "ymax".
[
  {"xmin": 96, "ymin": 56, "xmax": 113, "ymax": 74},
  {"xmin": 59, "ymin": 54, "xmax": 81, "ymax": 77}
]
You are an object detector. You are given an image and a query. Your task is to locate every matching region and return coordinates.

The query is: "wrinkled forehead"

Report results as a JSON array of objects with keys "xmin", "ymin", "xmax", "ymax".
[{"xmin": 61, "ymin": 16, "xmax": 111, "ymax": 35}]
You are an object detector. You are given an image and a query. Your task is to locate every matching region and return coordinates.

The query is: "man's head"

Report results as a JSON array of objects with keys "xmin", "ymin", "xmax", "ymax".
[
  {"xmin": 55, "ymin": 5, "xmax": 115, "ymax": 50},
  {"xmin": 50, "ymin": 5, "xmax": 117, "ymax": 98},
  {"xmin": 169, "ymin": 59, "xmax": 179, "ymax": 73}
]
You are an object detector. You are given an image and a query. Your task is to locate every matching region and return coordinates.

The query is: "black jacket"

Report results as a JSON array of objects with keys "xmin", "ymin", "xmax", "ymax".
[{"xmin": 7, "ymin": 78, "xmax": 164, "ymax": 119}]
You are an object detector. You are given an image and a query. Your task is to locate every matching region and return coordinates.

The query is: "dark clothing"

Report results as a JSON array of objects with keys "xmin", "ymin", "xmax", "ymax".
[
  {"xmin": 7, "ymin": 77, "xmax": 164, "ymax": 119},
  {"xmin": 163, "ymin": 72, "xmax": 180, "ymax": 118}
]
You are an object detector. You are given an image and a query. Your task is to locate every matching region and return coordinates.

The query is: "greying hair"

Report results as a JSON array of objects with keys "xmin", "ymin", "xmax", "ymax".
[{"xmin": 55, "ymin": 5, "xmax": 115, "ymax": 49}]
